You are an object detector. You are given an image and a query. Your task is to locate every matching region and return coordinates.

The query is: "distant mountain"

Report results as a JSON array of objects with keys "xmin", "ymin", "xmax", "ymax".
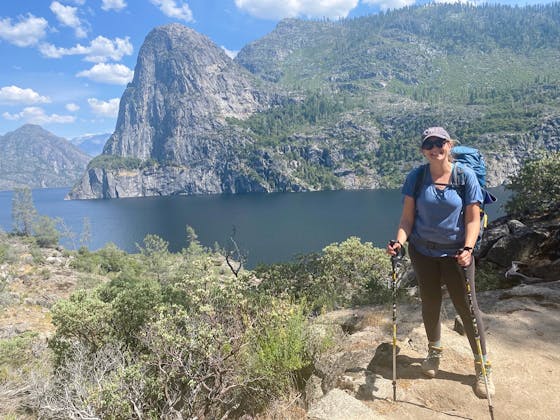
[
  {"xmin": 70, "ymin": 133, "xmax": 111, "ymax": 156},
  {"xmin": 69, "ymin": 4, "xmax": 560, "ymax": 199},
  {"xmin": 0, "ymin": 124, "xmax": 91, "ymax": 191}
]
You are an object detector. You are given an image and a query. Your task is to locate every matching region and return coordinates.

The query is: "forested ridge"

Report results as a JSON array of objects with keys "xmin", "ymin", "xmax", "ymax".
[{"xmin": 231, "ymin": 3, "xmax": 560, "ymax": 188}]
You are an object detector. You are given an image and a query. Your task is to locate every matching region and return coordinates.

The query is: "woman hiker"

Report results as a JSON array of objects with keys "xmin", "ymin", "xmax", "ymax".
[{"xmin": 386, "ymin": 126, "xmax": 495, "ymax": 398}]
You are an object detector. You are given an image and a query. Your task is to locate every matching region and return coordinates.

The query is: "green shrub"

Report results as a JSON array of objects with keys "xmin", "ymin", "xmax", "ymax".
[
  {"xmin": 506, "ymin": 152, "xmax": 560, "ymax": 214},
  {"xmin": 246, "ymin": 299, "xmax": 312, "ymax": 396},
  {"xmin": 32, "ymin": 215, "xmax": 60, "ymax": 248},
  {"xmin": 99, "ymin": 274, "xmax": 163, "ymax": 347},
  {"xmin": 70, "ymin": 247, "xmax": 104, "ymax": 273},
  {"xmin": 87, "ymin": 155, "xmax": 145, "ymax": 171},
  {"xmin": 255, "ymin": 237, "xmax": 392, "ymax": 310},
  {"xmin": 29, "ymin": 245, "xmax": 44, "ymax": 264},
  {"xmin": 71, "ymin": 243, "xmax": 132, "ymax": 275},
  {"xmin": 75, "ymin": 275, "xmax": 105, "ymax": 290},
  {"xmin": 49, "ymin": 290, "xmax": 114, "ymax": 365},
  {"xmin": 47, "ymin": 243, "xmax": 322, "ymax": 417},
  {"xmin": 11, "ymin": 187, "xmax": 37, "ymax": 236},
  {"xmin": 0, "ymin": 332, "xmax": 39, "ymax": 381},
  {"xmin": 136, "ymin": 234, "xmax": 170, "ymax": 282},
  {"xmin": 476, "ymin": 261, "xmax": 504, "ymax": 291}
]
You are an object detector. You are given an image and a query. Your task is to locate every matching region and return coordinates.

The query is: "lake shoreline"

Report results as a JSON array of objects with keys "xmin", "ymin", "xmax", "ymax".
[{"xmin": 0, "ymin": 186, "xmax": 510, "ymax": 268}]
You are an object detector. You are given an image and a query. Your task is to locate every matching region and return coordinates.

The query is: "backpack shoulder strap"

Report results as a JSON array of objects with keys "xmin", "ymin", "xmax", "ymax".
[
  {"xmin": 451, "ymin": 163, "xmax": 466, "ymax": 203},
  {"xmin": 413, "ymin": 164, "xmax": 428, "ymax": 198},
  {"xmin": 451, "ymin": 162, "xmax": 466, "ymax": 186}
]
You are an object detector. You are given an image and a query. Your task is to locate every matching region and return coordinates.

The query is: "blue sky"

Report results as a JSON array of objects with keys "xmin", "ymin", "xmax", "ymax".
[{"xmin": 0, "ymin": 0, "xmax": 552, "ymax": 140}]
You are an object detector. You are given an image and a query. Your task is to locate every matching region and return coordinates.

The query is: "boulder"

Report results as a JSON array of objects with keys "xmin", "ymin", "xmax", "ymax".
[
  {"xmin": 307, "ymin": 389, "xmax": 384, "ymax": 420},
  {"xmin": 484, "ymin": 220, "xmax": 548, "ymax": 267}
]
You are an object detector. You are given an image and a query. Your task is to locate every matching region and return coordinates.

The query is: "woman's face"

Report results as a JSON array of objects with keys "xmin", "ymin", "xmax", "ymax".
[{"xmin": 421, "ymin": 137, "xmax": 450, "ymax": 163}]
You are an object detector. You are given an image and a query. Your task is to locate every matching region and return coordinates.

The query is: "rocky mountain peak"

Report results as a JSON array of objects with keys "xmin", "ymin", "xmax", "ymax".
[
  {"xmin": 0, "ymin": 125, "xmax": 91, "ymax": 190},
  {"xmin": 10, "ymin": 124, "xmax": 53, "ymax": 138},
  {"xmin": 102, "ymin": 22, "xmax": 272, "ymax": 163}
]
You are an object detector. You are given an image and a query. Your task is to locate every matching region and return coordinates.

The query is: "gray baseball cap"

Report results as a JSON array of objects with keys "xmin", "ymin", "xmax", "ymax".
[{"xmin": 422, "ymin": 127, "xmax": 451, "ymax": 141}]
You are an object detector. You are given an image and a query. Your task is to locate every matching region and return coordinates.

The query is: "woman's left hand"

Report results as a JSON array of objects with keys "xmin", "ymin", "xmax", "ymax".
[{"xmin": 456, "ymin": 248, "xmax": 473, "ymax": 267}]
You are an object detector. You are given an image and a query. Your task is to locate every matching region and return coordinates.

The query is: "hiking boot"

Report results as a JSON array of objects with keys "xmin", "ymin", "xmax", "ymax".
[
  {"xmin": 421, "ymin": 345, "xmax": 443, "ymax": 378},
  {"xmin": 474, "ymin": 361, "xmax": 496, "ymax": 399}
]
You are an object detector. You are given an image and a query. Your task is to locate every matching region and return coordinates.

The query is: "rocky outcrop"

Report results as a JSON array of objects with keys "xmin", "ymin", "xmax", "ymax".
[
  {"xmin": 477, "ymin": 205, "xmax": 560, "ymax": 288},
  {"xmin": 484, "ymin": 116, "xmax": 560, "ymax": 186},
  {"xmin": 103, "ymin": 24, "xmax": 272, "ymax": 162},
  {"xmin": 68, "ymin": 162, "xmax": 271, "ymax": 199},
  {"xmin": 0, "ymin": 125, "xmax": 91, "ymax": 190},
  {"xmin": 69, "ymin": 24, "xmax": 280, "ymax": 199}
]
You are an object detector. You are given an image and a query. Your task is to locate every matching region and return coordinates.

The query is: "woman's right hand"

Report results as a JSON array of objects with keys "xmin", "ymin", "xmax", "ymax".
[{"xmin": 386, "ymin": 240, "xmax": 402, "ymax": 256}]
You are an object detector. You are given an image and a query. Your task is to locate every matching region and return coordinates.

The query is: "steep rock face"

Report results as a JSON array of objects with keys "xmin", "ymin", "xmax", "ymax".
[
  {"xmin": 69, "ymin": 24, "xmax": 276, "ymax": 199},
  {"xmin": 0, "ymin": 125, "xmax": 91, "ymax": 190},
  {"xmin": 485, "ymin": 115, "xmax": 560, "ymax": 186},
  {"xmin": 105, "ymin": 23, "xmax": 271, "ymax": 162}
]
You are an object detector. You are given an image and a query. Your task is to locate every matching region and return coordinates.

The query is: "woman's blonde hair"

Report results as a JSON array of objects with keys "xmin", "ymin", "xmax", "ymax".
[{"xmin": 447, "ymin": 138, "xmax": 458, "ymax": 162}]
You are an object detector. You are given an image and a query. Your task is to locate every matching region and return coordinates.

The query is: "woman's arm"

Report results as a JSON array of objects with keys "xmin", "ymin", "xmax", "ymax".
[
  {"xmin": 457, "ymin": 202, "xmax": 481, "ymax": 266},
  {"xmin": 387, "ymin": 195, "xmax": 415, "ymax": 255}
]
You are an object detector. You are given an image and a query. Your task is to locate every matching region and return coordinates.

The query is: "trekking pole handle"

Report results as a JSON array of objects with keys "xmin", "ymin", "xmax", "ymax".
[{"xmin": 389, "ymin": 240, "xmax": 406, "ymax": 259}]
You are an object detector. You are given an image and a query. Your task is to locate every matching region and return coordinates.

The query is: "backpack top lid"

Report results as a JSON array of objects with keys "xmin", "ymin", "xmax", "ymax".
[
  {"xmin": 451, "ymin": 145, "xmax": 497, "ymax": 205},
  {"xmin": 451, "ymin": 145, "xmax": 486, "ymax": 188}
]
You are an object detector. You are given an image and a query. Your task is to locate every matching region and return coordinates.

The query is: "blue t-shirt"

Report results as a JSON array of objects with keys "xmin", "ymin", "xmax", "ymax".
[{"xmin": 402, "ymin": 164, "xmax": 484, "ymax": 257}]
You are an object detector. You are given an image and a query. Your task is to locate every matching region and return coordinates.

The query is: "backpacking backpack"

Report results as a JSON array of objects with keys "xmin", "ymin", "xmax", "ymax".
[{"xmin": 413, "ymin": 145, "xmax": 496, "ymax": 251}]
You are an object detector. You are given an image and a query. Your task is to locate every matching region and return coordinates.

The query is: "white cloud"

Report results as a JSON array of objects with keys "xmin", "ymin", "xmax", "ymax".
[
  {"xmin": 66, "ymin": 103, "xmax": 80, "ymax": 112},
  {"xmin": 234, "ymin": 0, "xmax": 359, "ymax": 19},
  {"xmin": 0, "ymin": 86, "xmax": 51, "ymax": 105},
  {"xmin": 77, "ymin": 63, "xmax": 134, "ymax": 85},
  {"xmin": 102, "ymin": 0, "xmax": 127, "ymax": 11},
  {"xmin": 50, "ymin": 1, "xmax": 88, "ymax": 38},
  {"xmin": 2, "ymin": 107, "xmax": 76, "ymax": 124},
  {"xmin": 40, "ymin": 36, "xmax": 133, "ymax": 62},
  {"xmin": 150, "ymin": 0, "xmax": 194, "ymax": 22},
  {"xmin": 221, "ymin": 46, "xmax": 238, "ymax": 59},
  {"xmin": 361, "ymin": 0, "xmax": 416, "ymax": 11},
  {"xmin": 0, "ymin": 14, "xmax": 48, "ymax": 47},
  {"xmin": 87, "ymin": 98, "xmax": 120, "ymax": 117}
]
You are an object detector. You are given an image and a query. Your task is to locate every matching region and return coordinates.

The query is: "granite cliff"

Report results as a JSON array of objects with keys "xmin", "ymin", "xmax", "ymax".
[{"xmin": 68, "ymin": 24, "xmax": 285, "ymax": 199}]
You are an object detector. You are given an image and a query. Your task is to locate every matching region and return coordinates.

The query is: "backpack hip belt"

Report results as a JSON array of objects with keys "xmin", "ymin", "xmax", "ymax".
[{"xmin": 411, "ymin": 237, "xmax": 464, "ymax": 251}]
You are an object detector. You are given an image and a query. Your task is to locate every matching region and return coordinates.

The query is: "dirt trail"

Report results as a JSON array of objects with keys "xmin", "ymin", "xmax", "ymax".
[{"xmin": 321, "ymin": 281, "xmax": 560, "ymax": 420}]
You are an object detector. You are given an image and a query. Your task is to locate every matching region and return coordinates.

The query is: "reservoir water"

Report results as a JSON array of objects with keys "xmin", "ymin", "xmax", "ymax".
[{"xmin": 0, "ymin": 187, "xmax": 509, "ymax": 268}]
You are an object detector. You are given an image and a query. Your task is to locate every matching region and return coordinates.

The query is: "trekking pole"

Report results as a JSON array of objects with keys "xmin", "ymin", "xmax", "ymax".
[
  {"xmin": 459, "ymin": 263, "xmax": 495, "ymax": 420},
  {"xmin": 389, "ymin": 241, "xmax": 405, "ymax": 401}
]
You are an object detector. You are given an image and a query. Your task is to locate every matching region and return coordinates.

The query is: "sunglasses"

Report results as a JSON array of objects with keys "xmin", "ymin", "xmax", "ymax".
[{"xmin": 421, "ymin": 138, "xmax": 448, "ymax": 150}]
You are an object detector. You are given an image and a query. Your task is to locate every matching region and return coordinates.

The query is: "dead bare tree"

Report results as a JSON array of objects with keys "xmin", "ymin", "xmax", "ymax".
[{"xmin": 225, "ymin": 226, "xmax": 247, "ymax": 277}]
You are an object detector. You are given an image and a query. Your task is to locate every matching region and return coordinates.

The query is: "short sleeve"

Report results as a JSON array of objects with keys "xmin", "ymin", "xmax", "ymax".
[{"xmin": 402, "ymin": 166, "xmax": 423, "ymax": 197}]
